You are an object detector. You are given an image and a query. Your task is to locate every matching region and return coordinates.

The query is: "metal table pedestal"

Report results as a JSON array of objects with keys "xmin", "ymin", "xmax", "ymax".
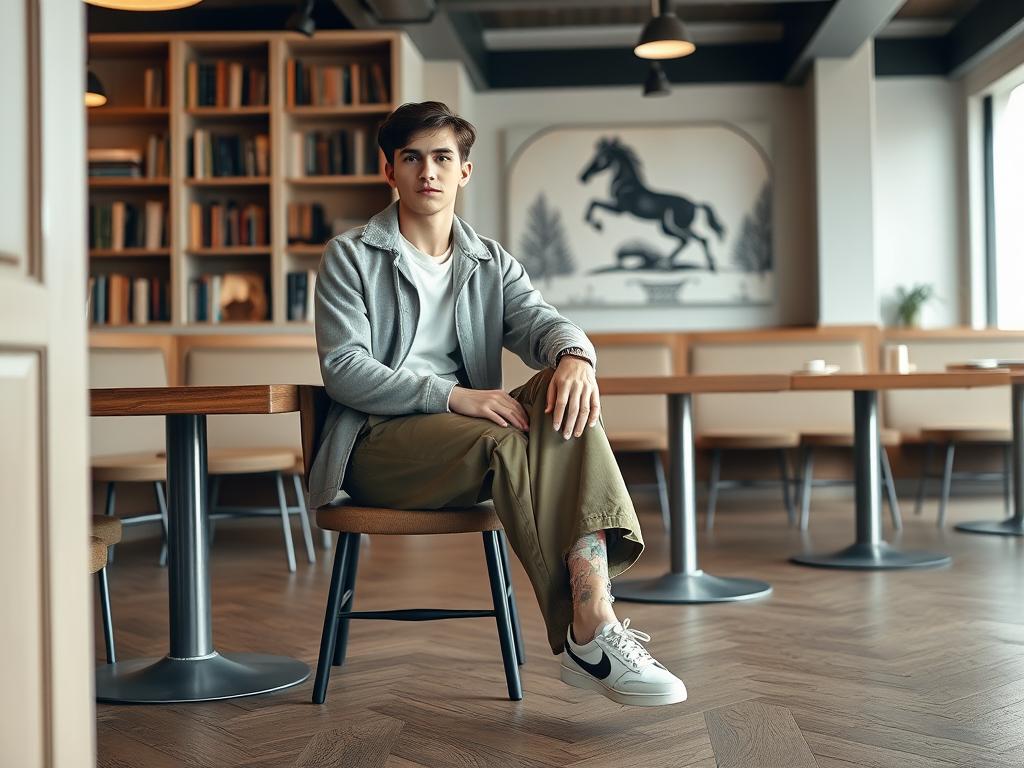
[
  {"xmin": 956, "ymin": 381, "xmax": 1024, "ymax": 537},
  {"xmin": 792, "ymin": 391, "xmax": 951, "ymax": 570},
  {"xmin": 614, "ymin": 393, "xmax": 773, "ymax": 604},
  {"xmin": 95, "ymin": 414, "xmax": 310, "ymax": 703}
]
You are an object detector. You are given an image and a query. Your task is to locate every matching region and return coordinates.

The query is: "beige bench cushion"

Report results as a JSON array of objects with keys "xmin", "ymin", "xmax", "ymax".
[
  {"xmin": 89, "ymin": 348, "xmax": 167, "ymax": 457},
  {"xmin": 186, "ymin": 347, "xmax": 323, "ymax": 453},
  {"xmin": 881, "ymin": 339, "xmax": 1022, "ymax": 436},
  {"xmin": 691, "ymin": 340, "xmax": 865, "ymax": 434}
]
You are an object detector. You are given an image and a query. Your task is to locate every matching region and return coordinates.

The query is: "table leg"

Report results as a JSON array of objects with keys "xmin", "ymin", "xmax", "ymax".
[
  {"xmin": 94, "ymin": 414, "xmax": 310, "ymax": 703},
  {"xmin": 614, "ymin": 393, "xmax": 773, "ymax": 603},
  {"xmin": 791, "ymin": 391, "xmax": 951, "ymax": 569},
  {"xmin": 955, "ymin": 381, "xmax": 1024, "ymax": 536}
]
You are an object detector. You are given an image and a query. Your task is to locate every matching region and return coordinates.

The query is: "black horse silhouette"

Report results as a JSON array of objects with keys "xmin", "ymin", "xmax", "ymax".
[{"xmin": 579, "ymin": 137, "xmax": 725, "ymax": 272}]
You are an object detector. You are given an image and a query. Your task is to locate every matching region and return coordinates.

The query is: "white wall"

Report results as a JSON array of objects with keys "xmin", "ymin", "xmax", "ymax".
[
  {"xmin": 873, "ymin": 77, "xmax": 962, "ymax": 327},
  {"xmin": 430, "ymin": 79, "xmax": 818, "ymax": 333}
]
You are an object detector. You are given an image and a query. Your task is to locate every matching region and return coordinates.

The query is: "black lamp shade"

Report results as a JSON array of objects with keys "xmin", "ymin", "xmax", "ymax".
[
  {"xmin": 86, "ymin": 70, "xmax": 107, "ymax": 108},
  {"xmin": 286, "ymin": 0, "xmax": 316, "ymax": 36},
  {"xmin": 643, "ymin": 63, "xmax": 671, "ymax": 97},
  {"xmin": 635, "ymin": 13, "xmax": 695, "ymax": 60}
]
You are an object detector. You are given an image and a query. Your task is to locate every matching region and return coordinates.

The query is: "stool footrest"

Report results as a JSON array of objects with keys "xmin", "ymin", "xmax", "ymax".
[{"xmin": 341, "ymin": 608, "xmax": 495, "ymax": 621}]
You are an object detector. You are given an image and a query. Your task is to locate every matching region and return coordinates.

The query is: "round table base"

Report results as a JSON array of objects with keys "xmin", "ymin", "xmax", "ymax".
[
  {"xmin": 613, "ymin": 570, "xmax": 772, "ymax": 604},
  {"xmin": 95, "ymin": 652, "xmax": 311, "ymax": 704},
  {"xmin": 791, "ymin": 542, "xmax": 951, "ymax": 570},
  {"xmin": 955, "ymin": 518, "xmax": 1024, "ymax": 536}
]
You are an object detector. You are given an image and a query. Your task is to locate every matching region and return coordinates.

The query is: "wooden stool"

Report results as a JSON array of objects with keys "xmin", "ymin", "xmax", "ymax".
[
  {"xmin": 299, "ymin": 385, "xmax": 524, "ymax": 704},
  {"xmin": 89, "ymin": 514, "xmax": 121, "ymax": 665},
  {"xmin": 699, "ymin": 429, "xmax": 800, "ymax": 530},
  {"xmin": 798, "ymin": 428, "xmax": 902, "ymax": 531}
]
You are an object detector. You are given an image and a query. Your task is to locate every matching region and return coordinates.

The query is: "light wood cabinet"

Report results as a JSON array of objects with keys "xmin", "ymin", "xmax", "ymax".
[{"xmin": 87, "ymin": 30, "xmax": 402, "ymax": 332}]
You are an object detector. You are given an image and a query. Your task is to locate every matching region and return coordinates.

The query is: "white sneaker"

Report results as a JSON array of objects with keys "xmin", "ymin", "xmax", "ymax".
[{"xmin": 560, "ymin": 619, "xmax": 687, "ymax": 707}]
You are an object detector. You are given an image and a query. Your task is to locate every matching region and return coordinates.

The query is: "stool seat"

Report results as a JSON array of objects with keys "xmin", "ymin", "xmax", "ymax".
[
  {"xmin": 89, "ymin": 536, "xmax": 108, "ymax": 574},
  {"xmin": 207, "ymin": 448, "xmax": 297, "ymax": 475},
  {"xmin": 698, "ymin": 429, "xmax": 800, "ymax": 449},
  {"xmin": 918, "ymin": 426, "xmax": 1011, "ymax": 443},
  {"xmin": 316, "ymin": 500, "xmax": 502, "ymax": 536},
  {"xmin": 92, "ymin": 452, "xmax": 166, "ymax": 483},
  {"xmin": 91, "ymin": 515, "xmax": 122, "ymax": 547},
  {"xmin": 606, "ymin": 430, "xmax": 667, "ymax": 453},
  {"xmin": 801, "ymin": 428, "xmax": 901, "ymax": 448}
]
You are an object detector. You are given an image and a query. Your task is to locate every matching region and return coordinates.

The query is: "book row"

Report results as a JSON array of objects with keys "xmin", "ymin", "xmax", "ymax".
[
  {"xmin": 292, "ymin": 128, "xmax": 379, "ymax": 177},
  {"xmin": 188, "ymin": 201, "xmax": 269, "ymax": 249},
  {"xmin": 88, "ymin": 134, "xmax": 168, "ymax": 179},
  {"xmin": 284, "ymin": 59, "xmax": 389, "ymax": 107},
  {"xmin": 188, "ymin": 130, "xmax": 270, "ymax": 178},
  {"xmin": 188, "ymin": 272, "xmax": 268, "ymax": 323},
  {"xmin": 89, "ymin": 200, "xmax": 168, "ymax": 251},
  {"xmin": 88, "ymin": 274, "xmax": 170, "ymax": 325},
  {"xmin": 185, "ymin": 61, "xmax": 268, "ymax": 108},
  {"xmin": 143, "ymin": 66, "xmax": 166, "ymax": 108},
  {"xmin": 286, "ymin": 269, "xmax": 317, "ymax": 322}
]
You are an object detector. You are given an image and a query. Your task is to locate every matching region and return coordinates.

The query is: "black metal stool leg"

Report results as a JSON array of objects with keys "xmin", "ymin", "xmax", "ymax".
[
  {"xmin": 97, "ymin": 568, "xmax": 115, "ymax": 665},
  {"xmin": 938, "ymin": 442, "xmax": 955, "ymax": 528},
  {"xmin": 312, "ymin": 531, "xmax": 352, "ymax": 704},
  {"xmin": 705, "ymin": 448, "xmax": 722, "ymax": 531},
  {"xmin": 483, "ymin": 531, "xmax": 523, "ymax": 701},
  {"xmin": 332, "ymin": 533, "xmax": 360, "ymax": 667},
  {"xmin": 799, "ymin": 445, "xmax": 815, "ymax": 531},
  {"xmin": 104, "ymin": 481, "xmax": 117, "ymax": 563},
  {"xmin": 498, "ymin": 533, "xmax": 525, "ymax": 665},
  {"xmin": 881, "ymin": 447, "xmax": 902, "ymax": 530},
  {"xmin": 778, "ymin": 448, "xmax": 794, "ymax": 526},
  {"xmin": 915, "ymin": 440, "xmax": 935, "ymax": 516}
]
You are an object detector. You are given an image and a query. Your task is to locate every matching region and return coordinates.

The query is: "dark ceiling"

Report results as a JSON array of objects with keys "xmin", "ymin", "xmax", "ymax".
[{"xmin": 88, "ymin": 0, "xmax": 1024, "ymax": 90}]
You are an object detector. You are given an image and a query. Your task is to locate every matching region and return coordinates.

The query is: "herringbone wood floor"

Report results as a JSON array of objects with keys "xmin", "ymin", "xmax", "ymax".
[{"xmin": 95, "ymin": 489, "xmax": 1024, "ymax": 768}]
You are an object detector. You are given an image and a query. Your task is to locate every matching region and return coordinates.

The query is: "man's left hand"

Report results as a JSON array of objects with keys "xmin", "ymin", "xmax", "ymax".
[{"xmin": 545, "ymin": 356, "xmax": 600, "ymax": 440}]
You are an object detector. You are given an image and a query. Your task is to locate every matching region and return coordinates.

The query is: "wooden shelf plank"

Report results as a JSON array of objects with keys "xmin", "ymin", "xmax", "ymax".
[
  {"xmin": 286, "ymin": 244, "xmax": 329, "ymax": 255},
  {"xmin": 286, "ymin": 175, "xmax": 384, "ymax": 186},
  {"xmin": 90, "ymin": 248, "xmax": 170, "ymax": 258},
  {"xmin": 184, "ymin": 106, "xmax": 270, "ymax": 117},
  {"xmin": 285, "ymin": 104, "xmax": 392, "ymax": 117},
  {"xmin": 88, "ymin": 106, "xmax": 170, "ymax": 125},
  {"xmin": 186, "ymin": 247, "xmax": 271, "ymax": 257},
  {"xmin": 88, "ymin": 177, "xmax": 170, "ymax": 188},
  {"xmin": 184, "ymin": 176, "xmax": 271, "ymax": 186}
]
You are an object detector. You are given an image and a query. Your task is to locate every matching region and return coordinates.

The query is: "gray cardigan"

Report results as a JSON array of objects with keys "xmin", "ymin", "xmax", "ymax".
[{"xmin": 309, "ymin": 201, "xmax": 596, "ymax": 509}]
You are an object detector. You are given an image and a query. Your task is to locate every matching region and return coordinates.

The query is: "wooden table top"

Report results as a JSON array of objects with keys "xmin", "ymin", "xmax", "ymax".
[
  {"xmin": 790, "ymin": 370, "xmax": 1011, "ymax": 391},
  {"xmin": 598, "ymin": 374, "xmax": 792, "ymax": 395},
  {"xmin": 90, "ymin": 385, "xmax": 300, "ymax": 417}
]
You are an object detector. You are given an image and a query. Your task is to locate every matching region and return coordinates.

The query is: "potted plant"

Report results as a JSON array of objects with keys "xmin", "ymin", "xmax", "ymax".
[{"xmin": 895, "ymin": 283, "xmax": 936, "ymax": 328}]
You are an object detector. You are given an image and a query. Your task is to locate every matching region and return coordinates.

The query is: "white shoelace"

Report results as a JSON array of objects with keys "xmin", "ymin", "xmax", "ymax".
[{"xmin": 604, "ymin": 618, "xmax": 654, "ymax": 667}]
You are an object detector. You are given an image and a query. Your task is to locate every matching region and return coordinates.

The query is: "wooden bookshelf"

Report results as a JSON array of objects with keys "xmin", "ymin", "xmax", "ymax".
[{"xmin": 86, "ymin": 30, "xmax": 404, "ymax": 331}]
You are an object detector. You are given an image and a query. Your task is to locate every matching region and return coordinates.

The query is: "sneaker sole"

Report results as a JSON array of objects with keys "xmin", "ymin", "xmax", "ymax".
[{"xmin": 560, "ymin": 664, "xmax": 687, "ymax": 707}]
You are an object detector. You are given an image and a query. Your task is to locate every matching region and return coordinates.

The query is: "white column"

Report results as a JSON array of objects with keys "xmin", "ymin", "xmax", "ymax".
[{"xmin": 813, "ymin": 40, "xmax": 880, "ymax": 325}]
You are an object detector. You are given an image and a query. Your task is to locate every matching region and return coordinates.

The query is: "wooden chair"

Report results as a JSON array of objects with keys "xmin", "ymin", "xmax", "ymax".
[
  {"xmin": 915, "ymin": 427, "xmax": 1012, "ymax": 528},
  {"xmin": 299, "ymin": 385, "xmax": 524, "ymax": 704},
  {"xmin": 90, "ymin": 514, "xmax": 122, "ymax": 665},
  {"xmin": 797, "ymin": 428, "xmax": 903, "ymax": 531}
]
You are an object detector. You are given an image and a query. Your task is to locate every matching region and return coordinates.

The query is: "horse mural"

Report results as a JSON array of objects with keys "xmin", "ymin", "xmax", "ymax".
[{"xmin": 579, "ymin": 137, "xmax": 725, "ymax": 272}]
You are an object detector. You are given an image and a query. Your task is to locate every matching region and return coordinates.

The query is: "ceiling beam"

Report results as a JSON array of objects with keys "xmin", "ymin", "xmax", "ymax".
[
  {"xmin": 330, "ymin": 0, "xmax": 489, "ymax": 89},
  {"xmin": 442, "ymin": 0, "xmax": 820, "ymax": 9},
  {"xmin": 946, "ymin": 0, "xmax": 1024, "ymax": 79},
  {"xmin": 783, "ymin": 0, "xmax": 907, "ymax": 85}
]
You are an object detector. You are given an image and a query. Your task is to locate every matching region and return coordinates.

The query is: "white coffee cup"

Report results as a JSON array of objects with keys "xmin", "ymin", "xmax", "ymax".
[
  {"xmin": 803, "ymin": 359, "xmax": 826, "ymax": 373},
  {"xmin": 888, "ymin": 345, "xmax": 910, "ymax": 374}
]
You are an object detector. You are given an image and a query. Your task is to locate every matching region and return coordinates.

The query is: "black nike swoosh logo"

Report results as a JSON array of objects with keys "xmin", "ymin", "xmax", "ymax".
[{"xmin": 566, "ymin": 644, "xmax": 612, "ymax": 679}]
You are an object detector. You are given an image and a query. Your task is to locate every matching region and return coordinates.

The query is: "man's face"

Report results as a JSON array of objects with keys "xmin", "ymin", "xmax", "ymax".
[{"xmin": 384, "ymin": 128, "xmax": 472, "ymax": 220}]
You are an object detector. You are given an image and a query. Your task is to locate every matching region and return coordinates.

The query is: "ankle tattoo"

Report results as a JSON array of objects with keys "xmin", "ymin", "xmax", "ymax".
[{"xmin": 568, "ymin": 531, "xmax": 614, "ymax": 608}]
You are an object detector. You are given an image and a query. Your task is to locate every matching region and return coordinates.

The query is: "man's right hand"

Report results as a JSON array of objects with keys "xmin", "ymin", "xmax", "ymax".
[{"xmin": 449, "ymin": 387, "xmax": 530, "ymax": 431}]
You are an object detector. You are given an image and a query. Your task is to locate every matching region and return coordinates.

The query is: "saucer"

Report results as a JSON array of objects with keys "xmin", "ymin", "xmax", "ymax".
[{"xmin": 794, "ymin": 365, "xmax": 840, "ymax": 376}]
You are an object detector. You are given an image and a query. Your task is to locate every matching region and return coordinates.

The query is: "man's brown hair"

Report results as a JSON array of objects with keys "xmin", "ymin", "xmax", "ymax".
[{"xmin": 377, "ymin": 101, "xmax": 477, "ymax": 165}]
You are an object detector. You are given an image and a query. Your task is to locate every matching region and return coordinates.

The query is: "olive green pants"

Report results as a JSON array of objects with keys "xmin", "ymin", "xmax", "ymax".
[{"xmin": 342, "ymin": 368, "xmax": 644, "ymax": 654}]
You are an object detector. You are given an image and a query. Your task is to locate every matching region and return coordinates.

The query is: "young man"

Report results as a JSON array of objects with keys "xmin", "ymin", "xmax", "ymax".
[{"xmin": 310, "ymin": 101, "xmax": 686, "ymax": 707}]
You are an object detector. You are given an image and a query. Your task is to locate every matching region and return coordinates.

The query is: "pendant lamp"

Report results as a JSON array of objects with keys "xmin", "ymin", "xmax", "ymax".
[
  {"xmin": 84, "ymin": 0, "xmax": 203, "ymax": 10},
  {"xmin": 86, "ymin": 70, "xmax": 107, "ymax": 107},
  {"xmin": 635, "ymin": 0, "xmax": 695, "ymax": 60},
  {"xmin": 642, "ymin": 62, "xmax": 671, "ymax": 97}
]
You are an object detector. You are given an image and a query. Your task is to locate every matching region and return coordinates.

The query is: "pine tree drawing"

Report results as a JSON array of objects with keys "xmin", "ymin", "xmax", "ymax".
[
  {"xmin": 732, "ymin": 182, "xmax": 772, "ymax": 275},
  {"xmin": 518, "ymin": 193, "xmax": 576, "ymax": 284}
]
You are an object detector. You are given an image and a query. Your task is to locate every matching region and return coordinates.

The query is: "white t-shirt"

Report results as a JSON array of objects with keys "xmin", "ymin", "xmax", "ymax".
[{"xmin": 399, "ymin": 234, "xmax": 460, "ymax": 385}]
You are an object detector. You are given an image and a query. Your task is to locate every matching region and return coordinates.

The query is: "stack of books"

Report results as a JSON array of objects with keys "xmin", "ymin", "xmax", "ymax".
[
  {"xmin": 185, "ymin": 61, "xmax": 268, "ymax": 108},
  {"xmin": 89, "ymin": 200, "xmax": 167, "ymax": 251},
  {"xmin": 286, "ymin": 270, "xmax": 317, "ymax": 322},
  {"xmin": 188, "ymin": 130, "xmax": 269, "ymax": 178},
  {"xmin": 287, "ymin": 202, "xmax": 330, "ymax": 244},
  {"xmin": 292, "ymin": 128, "xmax": 377, "ymax": 176},
  {"xmin": 89, "ymin": 274, "xmax": 170, "ymax": 325},
  {"xmin": 88, "ymin": 148, "xmax": 144, "ymax": 178},
  {"xmin": 143, "ymin": 66, "xmax": 166, "ymax": 108},
  {"xmin": 188, "ymin": 201, "xmax": 268, "ymax": 248}
]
